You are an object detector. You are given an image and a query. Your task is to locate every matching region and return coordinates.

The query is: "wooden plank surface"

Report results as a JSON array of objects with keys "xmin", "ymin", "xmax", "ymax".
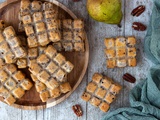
[{"xmin": 0, "ymin": 0, "xmax": 154, "ymax": 120}]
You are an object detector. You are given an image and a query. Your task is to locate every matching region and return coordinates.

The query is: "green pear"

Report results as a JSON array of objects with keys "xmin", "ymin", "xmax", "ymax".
[{"xmin": 87, "ymin": 0, "xmax": 123, "ymax": 24}]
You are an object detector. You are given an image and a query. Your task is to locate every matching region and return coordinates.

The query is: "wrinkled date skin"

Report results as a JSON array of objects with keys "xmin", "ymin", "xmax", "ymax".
[{"xmin": 131, "ymin": 5, "xmax": 145, "ymax": 17}]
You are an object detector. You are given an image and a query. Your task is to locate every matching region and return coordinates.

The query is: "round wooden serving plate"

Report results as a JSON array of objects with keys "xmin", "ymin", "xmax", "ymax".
[{"xmin": 0, "ymin": 0, "xmax": 89, "ymax": 110}]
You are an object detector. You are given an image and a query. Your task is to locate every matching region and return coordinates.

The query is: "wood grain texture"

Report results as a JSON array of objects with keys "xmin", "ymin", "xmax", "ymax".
[
  {"xmin": 0, "ymin": 0, "xmax": 89, "ymax": 110},
  {"xmin": 0, "ymin": 0, "xmax": 154, "ymax": 120}
]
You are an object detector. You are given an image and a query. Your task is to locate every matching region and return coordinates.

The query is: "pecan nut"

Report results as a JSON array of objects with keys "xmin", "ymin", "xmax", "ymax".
[
  {"xmin": 132, "ymin": 22, "xmax": 147, "ymax": 31},
  {"xmin": 72, "ymin": 104, "xmax": 83, "ymax": 117},
  {"xmin": 131, "ymin": 5, "xmax": 145, "ymax": 17},
  {"xmin": 123, "ymin": 73, "xmax": 136, "ymax": 83}
]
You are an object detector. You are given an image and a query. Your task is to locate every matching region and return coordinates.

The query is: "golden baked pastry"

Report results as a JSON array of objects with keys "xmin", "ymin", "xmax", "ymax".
[
  {"xmin": 52, "ymin": 19, "xmax": 85, "ymax": 52},
  {"xmin": 0, "ymin": 61, "xmax": 33, "ymax": 105},
  {"xmin": 28, "ymin": 45, "xmax": 74, "ymax": 89},
  {"xmin": 81, "ymin": 73, "xmax": 122, "ymax": 112},
  {"xmin": 0, "ymin": 25, "xmax": 26, "ymax": 64},
  {"xmin": 19, "ymin": 0, "xmax": 59, "ymax": 47},
  {"xmin": 19, "ymin": 0, "xmax": 85, "ymax": 51},
  {"xmin": 31, "ymin": 74, "xmax": 71, "ymax": 102},
  {"xmin": 104, "ymin": 36, "xmax": 137, "ymax": 68}
]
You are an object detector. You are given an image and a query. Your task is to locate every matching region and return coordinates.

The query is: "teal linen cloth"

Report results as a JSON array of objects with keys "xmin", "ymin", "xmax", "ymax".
[
  {"xmin": 102, "ymin": 0, "xmax": 160, "ymax": 119},
  {"xmin": 102, "ymin": 66, "xmax": 160, "ymax": 120}
]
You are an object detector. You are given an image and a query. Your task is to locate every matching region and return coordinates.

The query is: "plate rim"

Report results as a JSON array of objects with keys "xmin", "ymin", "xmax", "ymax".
[{"xmin": 0, "ymin": 0, "xmax": 89, "ymax": 110}]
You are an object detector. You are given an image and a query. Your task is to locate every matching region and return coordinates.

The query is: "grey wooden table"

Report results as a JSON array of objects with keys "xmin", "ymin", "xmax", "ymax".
[{"xmin": 0, "ymin": 0, "xmax": 154, "ymax": 120}]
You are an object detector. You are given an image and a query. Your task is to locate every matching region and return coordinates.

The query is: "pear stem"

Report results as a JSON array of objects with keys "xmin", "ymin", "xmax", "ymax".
[{"xmin": 117, "ymin": 24, "xmax": 122, "ymax": 28}]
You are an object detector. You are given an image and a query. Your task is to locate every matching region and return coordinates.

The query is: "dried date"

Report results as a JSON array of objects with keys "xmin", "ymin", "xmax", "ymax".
[{"xmin": 132, "ymin": 22, "xmax": 147, "ymax": 31}]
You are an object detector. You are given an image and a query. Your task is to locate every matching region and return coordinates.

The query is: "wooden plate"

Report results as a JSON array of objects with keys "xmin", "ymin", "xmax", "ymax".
[{"xmin": 0, "ymin": 0, "xmax": 89, "ymax": 110}]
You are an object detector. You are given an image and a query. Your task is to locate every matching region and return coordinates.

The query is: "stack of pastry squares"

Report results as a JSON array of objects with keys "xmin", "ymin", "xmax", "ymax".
[
  {"xmin": 0, "ymin": 59, "xmax": 33, "ymax": 105},
  {"xmin": 0, "ymin": 0, "xmax": 87, "ymax": 105},
  {"xmin": 19, "ymin": 0, "xmax": 85, "ymax": 52},
  {"xmin": 81, "ymin": 73, "xmax": 122, "ymax": 112},
  {"xmin": 104, "ymin": 36, "xmax": 136, "ymax": 68}
]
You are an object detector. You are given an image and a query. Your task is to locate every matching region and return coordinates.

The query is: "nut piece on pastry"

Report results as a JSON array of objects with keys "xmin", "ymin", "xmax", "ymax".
[
  {"xmin": 81, "ymin": 73, "xmax": 122, "ymax": 112},
  {"xmin": 104, "ymin": 36, "xmax": 137, "ymax": 68}
]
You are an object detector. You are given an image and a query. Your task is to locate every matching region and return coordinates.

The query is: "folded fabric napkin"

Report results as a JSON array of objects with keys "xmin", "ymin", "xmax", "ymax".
[
  {"xmin": 102, "ymin": 65, "xmax": 160, "ymax": 120},
  {"xmin": 102, "ymin": 0, "xmax": 160, "ymax": 119},
  {"xmin": 144, "ymin": 0, "xmax": 160, "ymax": 64}
]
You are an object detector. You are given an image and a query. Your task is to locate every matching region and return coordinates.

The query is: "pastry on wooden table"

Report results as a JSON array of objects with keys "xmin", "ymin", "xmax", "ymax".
[
  {"xmin": 31, "ymin": 74, "xmax": 71, "ymax": 102},
  {"xmin": 0, "ymin": 23, "xmax": 26, "ymax": 64},
  {"xmin": 52, "ymin": 19, "xmax": 85, "ymax": 52},
  {"xmin": 81, "ymin": 73, "xmax": 122, "ymax": 112},
  {"xmin": 0, "ymin": 61, "xmax": 33, "ymax": 105},
  {"xmin": 28, "ymin": 45, "xmax": 74, "ymax": 89},
  {"xmin": 104, "ymin": 36, "xmax": 136, "ymax": 68}
]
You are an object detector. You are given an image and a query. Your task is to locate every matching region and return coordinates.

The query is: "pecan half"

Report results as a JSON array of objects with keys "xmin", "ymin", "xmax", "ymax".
[
  {"xmin": 132, "ymin": 22, "xmax": 147, "ymax": 31},
  {"xmin": 72, "ymin": 104, "xmax": 83, "ymax": 117},
  {"xmin": 131, "ymin": 5, "xmax": 145, "ymax": 17},
  {"xmin": 123, "ymin": 73, "xmax": 136, "ymax": 83}
]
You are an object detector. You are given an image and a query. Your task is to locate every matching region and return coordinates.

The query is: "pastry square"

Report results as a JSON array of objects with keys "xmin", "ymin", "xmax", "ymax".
[
  {"xmin": 28, "ymin": 45, "xmax": 74, "ymax": 89},
  {"xmin": 60, "ymin": 82, "xmax": 72, "ymax": 93},
  {"xmin": 63, "ymin": 31, "xmax": 72, "ymax": 41},
  {"xmin": 86, "ymin": 82, "xmax": 97, "ymax": 93},
  {"xmin": 104, "ymin": 38, "xmax": 115, "ymax": 49},
  {"xmin": 46, "ymin": 19, "xmax": 60, "ymax": 30},
  {"xmin": 74, "ymin": 42, "xmax": 85, "ymax": 52},
  {"xmin": 81, "ymin": 73, "xmax": 122, "ymax": 112},
  {"xmin": 63, "ymin": 19, "xmax": 72, "ymax": 29},
  {"xmin": 17, "ymin": 59, "xmax": 27, "ymax": 68},
  {"xmin": 127, "ymin": 36, "xmax": 136, "ymax": 46},
  {"xmin": 49, "ymin": 87, "xmax": 61, "ymax": 98},
  {"xmin": 101, "ymin": 78, "xmax": 112, "ymax": 89},
  {"xmin": 31, "ymin": 74, "xmax": 71, "ymax": 102},
  {"xmin": 46, "ymin": 61, "xmax": 58, "ymax": 74},
  {"xmin": 90, "ymin": 97, "xmax": 101, "ymax": 107},
  {"xmin": 35, "ymin": 22, "xmax": 46, "ymax": 33},
  {"xmin": 27, "ymin": 36, "xmax": 38, "ymax": 48},
  {"xmin": 48, "ymin": 30, "xmax": 61, "ymax": 42},
  {"xmin": 104, "ymin": 92, "xmax": 116, "ymax": 104},
  {"xmin": 106, "ymin": 59, "xmax": 116, "ymax": 68},
  {"xmin": 116, "ymin": 48, "xmax": 126, "ymax": 58},
  {"xmin": 105, "ymin": 49, "xmax": 115, "ymax": 59},
  {"xmin": 0, "ymin": 25, "xmax": 27, "ymax": 64},
  {"xmin": 128, "ymin": 58, "xmax": 136, "ymax": 67},
  {"xmin": 116, "ymin": 59, "xmax": 127, "ymax": 68},
  {"xmin": 73, "ymin": 31, "xmax": 85, "ymax": 42},
  {"xmin": 54, "ymin": 69, "xmax": 66, "ymax": 82},
  {"xmin": 33, "ymin": 12, "xmax": 43, "ymax": 22},
  {"xmin": 52, "ymin": 42, "xmax": 63, "ymax": 51},
  {"xmin": 104, "ymin": 36, "xmax": 136, "ymax": 68},
  {"xmin": 22, "ymin": 15, "xmax": 32, "ymax": 25},
  {"xmin": 53, "ymin": 19, "xmax": 85, "ymax": 52},
  {"xmin": 99, "ymin": 102, "xmax": 110, "ymax": 112},
  {"xmin": 37, "ymin": 32, "xmax": 50, "ymax": 46},
  {"xmin": 0, "ymin": 64, "xmax": 33, "ymax": 105},
  {"xmin": 127, "ymin": 48, "xmax": 136, "ymax": 57},
  {"xmin": 19, "ymin": 2, "xmax": 85, "ymax": 51},
  {"xmin": 109, "ymin": 84, "xmax": 122, "ymax": 95},
  {"xmin": 44, "ymin": 11, "xmax": 57, "ymax": 19},
  {"xmin": 31, "ymin": 1, "xmax": 42, "ymax": 11},
  {"xmin": 115, "ymin": 37, "xmax": 126, "ymax": 47},
  {"xmin": 92, "ymin": 73, "xmax": 103, "ymax": 84},
  {"xmin": 73, "ymin": 19, "xmax": 84, "ymax": 29},
  {"xmin": 24, "ymin": 25, "xmax": 34, "ymax": 36},
  {"xmin": 95, "ymin": 87, "xmax": 107, "ymax": 99},
  {"xmin": 38, "ymin": 70, "xmax": 50, "ymax": 83},
  {"xmin": 81, "ymin": 92, "xmax": 91, "ymax": 102},
  {"xmin": 53, "ymin": 53, "xmax": 66, "ymax": 66},
  {"xmin": 62, "ymin": 43, "xmax": 73, "ymax": 51},
  {"xmin": 19, "ymin": 0, "xmax": 60, "ymax": 48}
]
